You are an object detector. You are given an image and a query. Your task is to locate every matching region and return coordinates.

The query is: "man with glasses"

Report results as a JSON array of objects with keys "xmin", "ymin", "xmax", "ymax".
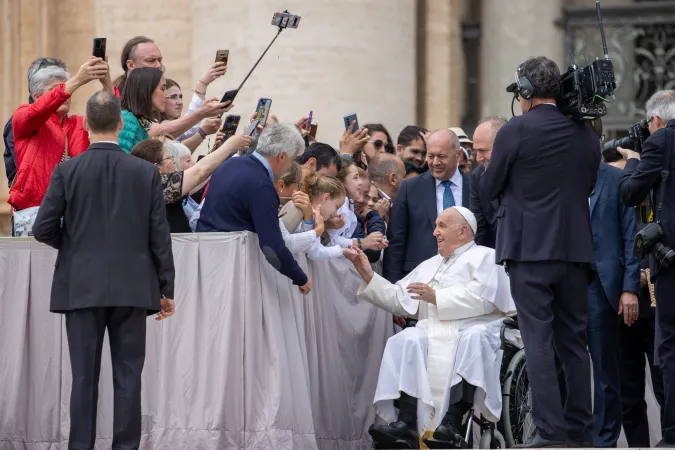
[
  {"xmin": 384, "ymin": 128, "xmax": 469, "ymax": 284},
  {"xmin": 3, "ymin": 57, "xmax": 67, "ymax": 188}
]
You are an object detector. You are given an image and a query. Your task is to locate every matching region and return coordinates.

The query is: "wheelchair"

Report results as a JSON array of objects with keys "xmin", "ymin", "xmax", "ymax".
[{"xmin": 373, "ymin": 316, "xmax": 535, "ymax": 449}]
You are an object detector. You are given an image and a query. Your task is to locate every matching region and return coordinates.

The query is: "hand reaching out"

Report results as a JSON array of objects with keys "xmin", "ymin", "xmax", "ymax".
[
  {"xmin": 198, "ymin": 62, "xmax": 228, "ymax": 87},
  {"xmin": 292, "ymin": 191, "xmax": 313, "ymax": 220},
  {"xmin": 339, "ymin": 123, "xmax": 369, "ymax": 156},
  {"xmin": 343, "ymin": 246, "xmax": 374, "ymax": 282},
  {"xmin": 313, "ymin": 209, "xmax": 325, "ymax": 237}
]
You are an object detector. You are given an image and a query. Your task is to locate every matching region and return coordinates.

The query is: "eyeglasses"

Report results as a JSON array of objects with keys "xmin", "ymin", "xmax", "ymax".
[{"xmin": 369, "ymin": 140, "xmax": 395, "ymax": 153}]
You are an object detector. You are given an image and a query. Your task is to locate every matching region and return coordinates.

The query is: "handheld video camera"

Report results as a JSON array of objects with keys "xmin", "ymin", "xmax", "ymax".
[
  {"xmin": 601, "ymin": 119, "xmax": 651, "ymax": 162},
  {"xmin": 557, "ymin": 1, "xmax": 616, "ymax": 120},
  {"xmin": 635, "ymin": 223, "xmax": 675, "ymax": 268}
]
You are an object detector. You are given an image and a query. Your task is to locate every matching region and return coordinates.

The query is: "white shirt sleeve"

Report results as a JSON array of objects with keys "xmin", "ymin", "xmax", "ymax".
[
  {"xmin": 281, "ymin": 219, "xmax": 317, "ymax": 253},
  {"xmin": 176, "ymin": 94, "xmax": 206, "ymax": 142},
  {"xmin": 306, "ymin": 240, "xmax": 343, "ymax": 261},
  {"xmin": 327, "ymin": 198, "xmax": 357, "ymax": 248}
]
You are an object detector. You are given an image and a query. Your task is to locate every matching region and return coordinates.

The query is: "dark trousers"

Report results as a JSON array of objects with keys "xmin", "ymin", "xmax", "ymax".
[
  {"xmin": 620, "ymin": 312, "xmax": 664, "ymax": 447},
  {"xmin": 586, "ymin": 278, "xmax": 622, "ymax": 447},
  {"xmin": 655, "ymin": 269, "xmax": 675, "ymax": 443},
  {"xmin": 65, "ymin": 307, "xmax": 147, "ymax": 450},
  {"xmin": 507, "ymin": 260, "xmax": 592, "ymax": 442}
]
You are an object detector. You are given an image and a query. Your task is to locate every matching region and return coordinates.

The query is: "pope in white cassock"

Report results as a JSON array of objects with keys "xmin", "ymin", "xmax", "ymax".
[{"xmin": 344, "ymin": 206, "xmax": 515, "ymax": 448}]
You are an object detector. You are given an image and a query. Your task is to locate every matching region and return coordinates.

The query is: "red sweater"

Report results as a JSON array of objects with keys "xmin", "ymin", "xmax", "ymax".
[{"xmin": 9, "ymin": 84, "xmax": 120, "ymax": 210}]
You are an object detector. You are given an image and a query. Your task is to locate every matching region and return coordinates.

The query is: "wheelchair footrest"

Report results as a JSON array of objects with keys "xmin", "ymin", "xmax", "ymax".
[{"xmin": 423, "ymin": 437, "xmax": 467, "ymax": 449}]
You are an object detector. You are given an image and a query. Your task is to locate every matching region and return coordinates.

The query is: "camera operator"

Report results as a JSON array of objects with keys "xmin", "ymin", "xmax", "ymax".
[
  {"xmin": 480, "ymin": 56, "xmax": 600, "ymax": 448},
  {"xmin": 619, "ymin": 89, "xmax": 675, "ymax": 446}
]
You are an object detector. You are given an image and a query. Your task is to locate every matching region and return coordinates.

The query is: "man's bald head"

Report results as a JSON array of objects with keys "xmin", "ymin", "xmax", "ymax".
[
  {"xmin": 473, "ymin": 116, "xmax": 507, "ymax": 165},
  {"xmin": 368, "ymin": 153, "xmax": 406, "ymax": 200},
  {"xmin": 428, "ymin": 128, "xmax": 461, "ymax": 150},
  {"xmin": 427, "ymin": 129, "xmax": 460, "ymax": 182}
]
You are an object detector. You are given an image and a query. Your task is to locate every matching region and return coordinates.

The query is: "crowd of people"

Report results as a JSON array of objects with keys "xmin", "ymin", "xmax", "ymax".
[{"xmin": 3, "ymin": 34, "xmax": 673, "ymax": 450}]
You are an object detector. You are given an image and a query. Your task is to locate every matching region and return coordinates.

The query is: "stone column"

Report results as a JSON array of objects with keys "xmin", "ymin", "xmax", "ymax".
[
  {"xmin": 479, "ymin": 0, "xmax": 564, "ymax": 119},
  {"xmin": 418, "ymin": 0, "xmax": 466, "ymax": 130}
]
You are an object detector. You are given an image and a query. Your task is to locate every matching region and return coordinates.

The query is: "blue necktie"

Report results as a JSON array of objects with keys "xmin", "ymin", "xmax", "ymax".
[{"xmin": 442, "ymin": 180, "xmax": 456, "ymax": 210}]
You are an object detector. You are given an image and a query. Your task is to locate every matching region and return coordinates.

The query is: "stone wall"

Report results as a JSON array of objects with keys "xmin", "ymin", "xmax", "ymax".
[{"xmin": 0, "ymin": 0, "xmax": 417, "ymax": 236}]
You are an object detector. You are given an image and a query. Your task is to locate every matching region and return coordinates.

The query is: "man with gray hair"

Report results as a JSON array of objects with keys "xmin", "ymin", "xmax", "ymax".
[
  {"xmin": 3, "ymin": 57, "xmax": 67, "ymax": 188},
  {"xmin": 197, "ymin": 123, "xmax": 312, "ymax": 294},
  {"xmin": 470, "ymin": 116, "xmax": 507, "ymax": 248},
  {"xmin": 619, "ymin": 89, "xmax": 675, "ymax": 446}
]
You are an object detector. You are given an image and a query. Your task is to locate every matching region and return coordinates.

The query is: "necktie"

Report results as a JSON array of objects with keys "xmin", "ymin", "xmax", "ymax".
[{"xmin": 442, "ymin": 180, "xmax": 456, "ymax": 210}]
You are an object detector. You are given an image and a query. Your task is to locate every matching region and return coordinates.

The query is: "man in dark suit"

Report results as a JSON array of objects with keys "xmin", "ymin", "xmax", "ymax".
[
  {"xmin": 620, "ymin": 217, "xmax": 664, "ymax": 447},
  {"xmin": 587, "ymin": 162, "xmax": 640, "ymax": 447},
  {"xmin": 469, "ymin": 116, "xmax": 506, "ymax": 248},
  {"xmin": 480, "ymin": 56, "xmax": 601, "ymax": 447},
  {"xmin": 619, "ymin": 89, "xmax": 675, "ymax": 446},
  {"xmin": 32, "ymin": 91, "xmax": 175, "ymax": 449},
  {"xmin": 197, "ymin": 123, "xmax": 312, "ymax": 295},
  {"xmin": 383, "ymin": 128, "xmax": 469, "ymax": 283}
]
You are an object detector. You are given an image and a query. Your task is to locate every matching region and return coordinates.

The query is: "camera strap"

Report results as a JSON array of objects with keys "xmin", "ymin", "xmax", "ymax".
[{"xmin": 657, "ymin": 127, "xmax": 672, "ymax": 220}]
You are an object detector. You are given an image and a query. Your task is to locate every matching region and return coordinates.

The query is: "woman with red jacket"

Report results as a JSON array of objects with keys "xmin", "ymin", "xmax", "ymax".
[{"xmin": 9, "ymin": 57, "xmax": 114, "ymax": 211}]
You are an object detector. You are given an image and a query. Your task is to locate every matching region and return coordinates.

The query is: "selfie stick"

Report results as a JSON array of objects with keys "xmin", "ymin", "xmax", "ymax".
[
  {"xmin": 221, "ymin": 23, "xmax": 289, "ymax": 104},
  {"xmin": 237, "ymin": 28, "xmax": 283, "ymax": 92}
]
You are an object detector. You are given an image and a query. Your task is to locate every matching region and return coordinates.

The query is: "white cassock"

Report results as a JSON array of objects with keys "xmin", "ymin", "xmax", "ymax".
[{"xmin": 357, "ymin": 241, "xmax": 516, "ymax": 434}]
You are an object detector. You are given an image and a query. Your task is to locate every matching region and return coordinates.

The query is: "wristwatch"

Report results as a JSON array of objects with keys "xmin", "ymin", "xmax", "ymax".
[{"xmin": 357, "ymin": 238, "xmax": 363, "ymax": 249}]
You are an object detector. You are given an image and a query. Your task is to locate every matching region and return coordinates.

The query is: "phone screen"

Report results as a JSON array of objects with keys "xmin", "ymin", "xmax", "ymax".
[{"xmin": 222, "ymin": 115, "xmax": 241, "ymax": 140}]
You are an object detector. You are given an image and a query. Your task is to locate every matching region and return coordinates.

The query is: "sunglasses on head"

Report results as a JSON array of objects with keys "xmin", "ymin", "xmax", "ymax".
[{"xmin": 369, "ymin": 139, "xmax": 395, "ymax": 153}]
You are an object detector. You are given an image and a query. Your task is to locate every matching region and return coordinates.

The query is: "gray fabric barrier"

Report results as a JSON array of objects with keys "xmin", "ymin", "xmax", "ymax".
[
  {"xmin": 0, "ymin": 233, "xmax": 393, "ymax": 450},
  {"xmin": 0, "ymin": 233, "xmax": 663, "ymax": 448}
]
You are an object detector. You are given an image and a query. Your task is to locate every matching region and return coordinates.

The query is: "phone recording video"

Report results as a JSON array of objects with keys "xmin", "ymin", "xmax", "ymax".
[
  {"xmin": 344, "ymin": 113, "xmax": 359, "ymax": 134},
  {"xmin": 92, "ymin": 38, "xmax": 107, "ymax": 59},
  {"xmin": 251, "ymin": 98, "xmax": 273, "ymax": 140}
]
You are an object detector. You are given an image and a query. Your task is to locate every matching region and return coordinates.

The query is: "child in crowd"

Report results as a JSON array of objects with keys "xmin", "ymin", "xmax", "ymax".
[{"xmin": 287, "ymin": 174, "xmax": 351, "ymax": 260}]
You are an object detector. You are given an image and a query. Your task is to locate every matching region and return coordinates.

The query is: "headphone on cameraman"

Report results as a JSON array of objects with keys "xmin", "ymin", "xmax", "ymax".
[{"xmin": 514, "ymin": 65, "xmax": 535, "ymax": 100}]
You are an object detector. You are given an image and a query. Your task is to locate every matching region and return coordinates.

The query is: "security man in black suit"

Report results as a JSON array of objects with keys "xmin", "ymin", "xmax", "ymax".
[
  {"xmin": 469, "ymin": 116, "xmax": 506, "ymax": 248},
  {"xmin": 33, "ymin": 91, "xmax": 176, "ymax": 450},
  {"xmin": 619, "ymin": 89, "xmax": 675, "ymax": 446},
  {"xmin": 480, "ymin": 56, "xmax": 601, "ymax": 448},
  {"xmin": 384, "ymin": 128, "xmax": 470, "ymax": 283}
]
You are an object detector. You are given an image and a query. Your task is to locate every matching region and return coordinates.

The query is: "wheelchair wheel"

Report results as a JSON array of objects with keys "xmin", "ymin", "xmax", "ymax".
[
  {"xmin": 479, "ymin": 428, "xmax": 506, "ymax": 449},
  {"xmin": 500, "ymin": 349, "xmax": 535, "ymax": 447}
]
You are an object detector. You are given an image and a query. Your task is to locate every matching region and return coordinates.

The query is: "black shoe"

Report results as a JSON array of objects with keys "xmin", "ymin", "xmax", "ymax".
[
  {"xmin": 428, "ymin": 422, "xmax": 465, "ymax": 448},
  {"xmin": 657, "ymin": 440, "xmax": 675, "ymax": 447},
  {"xmin": 513, "ymin": 433, "xmax": 567, "ymax": 448},
  {"xmin": 369, "ymin": 421, "xmax": 419, "ymax": 447}
]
